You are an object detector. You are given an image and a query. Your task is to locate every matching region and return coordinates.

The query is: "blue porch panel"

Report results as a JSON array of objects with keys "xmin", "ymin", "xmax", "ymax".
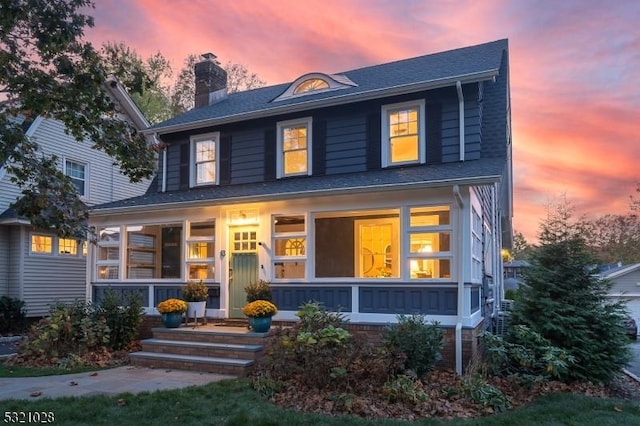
[
  {"xmin": 271, "ymin": 285, "xmax": 458, "ymax": 315},
  {"xmin": 92, "ymin": 283, "xmax": 221, "ymax": 310}
]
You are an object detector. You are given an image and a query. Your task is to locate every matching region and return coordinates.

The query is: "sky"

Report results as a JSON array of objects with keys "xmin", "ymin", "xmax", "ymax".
[{"xmin": 83, "ymin": 0, "xmax": 640, "ymax": 243}]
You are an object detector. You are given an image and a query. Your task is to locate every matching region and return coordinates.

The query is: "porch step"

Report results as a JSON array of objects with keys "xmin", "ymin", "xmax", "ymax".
[
  {"xmin": 140, "ymin": 339, "xmax": 264, "ymax": 360},
  {"xmin": 129, "ymin": 351, "xmax": 254, "ymax": 376},
  {"xmin": 130, "ymin": 325, "xmax": 272, "ymax": 376}
]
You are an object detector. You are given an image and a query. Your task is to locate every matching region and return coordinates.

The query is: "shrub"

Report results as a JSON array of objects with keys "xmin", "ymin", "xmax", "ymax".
[
  {"xmin": 383, "ymin": 374, "xmax": 427, "ymax": 404},
  {"xmin": 98, "ymin": 289, "xmax": 144, "ymax": 350},
  {"xmin": 382, "ymin": 314, "xmax": 443, "ymax": 377},
  {"xmin": 0, "ymin": 296, "xmax": 26, "ymax": 334},
  {"xmin": 296, "ymin": 301, "xmax": 346, "ymax": 332},
  {"xmin": 245, "ymin": 280, "xmax": 272, "ymax": 302},
  {"xmin": 20, "ymin": 300, "xmax": 110, "ymax": 362},
  {"xmin": 510, "ymin": 204, "xmax": 631, "ymax": 383},
  {"xmin": 181, "ymin": 280, "xmax": 209, "ymax": 302},
  {"xmin": 480, "ymin": 325, "xmax": 575, "ymax": 384},
  {"xmin": 461, "ymin": 374, "xmax": 510, "ymax": 412}
]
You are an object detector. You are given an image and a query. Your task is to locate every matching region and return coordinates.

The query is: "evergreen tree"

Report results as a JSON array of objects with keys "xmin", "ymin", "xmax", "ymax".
[{"xmin": 511, "ymin": 202, "xmax": 631, "ymax": 383}]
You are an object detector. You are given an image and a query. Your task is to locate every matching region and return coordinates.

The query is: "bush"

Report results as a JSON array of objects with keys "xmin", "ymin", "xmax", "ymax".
[
  {"xmin": 98, "ymin": 289, "xmax": 144, "ymax": 350},
  {"xmin": 480, "ymin": 325, "xmax": 575, "ymax": 384},
  {"xmin": 245, "ymin": 280, "xmax": 272, "ymax": 302},
  {"xmin": 181, "ymin": 280, "xmax": 209, "ymax": 302},
  {"xmin": 0, "ymin": 296, "xmax": 26, "ymax": 334},
  {"xmin": 461, "ymin": 374, "xmax": 510, "ymax": 412},
  {"xmin": 382, "ymin": 374, "xmax": 427, "ymax": 404},
  {"xmin": 256, "ymin": 302, "xmax": 398, "ymax": 392},
  {"xmin": 510, "ymin": 204, "xmax": 631, "ymax": 383},
  {"xmin": 21, "ymin": 300, "xmax": 110, "ymax": 362},
  {"xmin": 382, "ymin": 314, "xmax": 443, "ymax": 377}
]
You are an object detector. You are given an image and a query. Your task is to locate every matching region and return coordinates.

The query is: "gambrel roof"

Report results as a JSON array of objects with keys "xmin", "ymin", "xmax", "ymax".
[{"xmin": 147, "ymin": 39, "xmax": 507, "ymax": 135}]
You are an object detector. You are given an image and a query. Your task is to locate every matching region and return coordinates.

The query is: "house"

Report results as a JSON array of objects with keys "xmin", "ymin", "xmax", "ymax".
[
  {"xmin": 88, "ymin": 39, "xmax": 513, "ymax": 373},
  {"xmin": 0, "ymin": 77, "xmax": 153, "ymax": 317},
  {"xmin": 503, "ymin": 260, "xmax": 530, "ymax": 293},
  {"xmin": 600, "ymin": 263, "xmax": 640, "ymax": 336}
]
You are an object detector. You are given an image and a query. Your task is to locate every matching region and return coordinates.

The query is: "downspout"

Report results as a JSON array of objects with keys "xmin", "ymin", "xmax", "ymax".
[
  {"xmin": 456, "ymin": 81, "xmax": 465, "ymax": 162},
  {"xmin": 157, "ymin": 134, "xmax": 167, "ymax": 193},
  {"xmin": 453, "ymin": 184, "xmax": 464, "ymax": 375}
]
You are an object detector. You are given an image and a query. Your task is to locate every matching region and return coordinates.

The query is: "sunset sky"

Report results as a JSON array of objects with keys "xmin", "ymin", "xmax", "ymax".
[{"xmin": 83, "ymin": 0, "xmax": 639, "ymax": 243}]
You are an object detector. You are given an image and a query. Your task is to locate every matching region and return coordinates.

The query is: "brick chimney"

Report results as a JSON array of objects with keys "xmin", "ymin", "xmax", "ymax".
[{"xmin": 194, "ymin": 53, "xmax": 227, "ymax": 108}]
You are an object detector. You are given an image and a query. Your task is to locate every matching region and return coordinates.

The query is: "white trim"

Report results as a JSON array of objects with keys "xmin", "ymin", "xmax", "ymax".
[
  {"xmin": 381, "ymin": 99, "xmax": 426, "ymax": 167},
  {"xmin": 276, "ymin": 117, "xmax": 313, "ymax": 178},
  {"xmin": 602, "ymin": 263, "xmax": 640, "ymax": 279},
  {"xmin": 190, "ymin": 132, "xmax": 220, "ymax": 187}
]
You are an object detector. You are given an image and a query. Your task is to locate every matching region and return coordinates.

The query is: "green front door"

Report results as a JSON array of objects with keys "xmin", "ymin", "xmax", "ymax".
[{"xmin": 229, "ymin": 227, "xmax": 259, "ymax": 318}]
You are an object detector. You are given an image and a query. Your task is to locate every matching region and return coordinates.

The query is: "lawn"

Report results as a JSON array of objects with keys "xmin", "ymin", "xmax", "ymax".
[{"xmin": 2, "ymin": 377, "xmax": 639, "ymax": 426}]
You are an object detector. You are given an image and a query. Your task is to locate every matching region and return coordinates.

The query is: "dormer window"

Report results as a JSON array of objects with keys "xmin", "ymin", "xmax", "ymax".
[
  {"xmin": 293, "ymin": 78, "xmax": 329, "ymax": 94},
  {"xmin": 274, "ymin": 73, "xmax": 357, "ymax": 102}
]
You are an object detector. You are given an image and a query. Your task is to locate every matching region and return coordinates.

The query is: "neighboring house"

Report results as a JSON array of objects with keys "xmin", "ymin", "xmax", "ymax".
[
  {"xmin": 503, "ymin": 260, "xmax": 530, "ymax": 293},
  {"xmin": 88, "ymin": 39, "xmax": 513, "ymax": 373},
  {"xmin": 0, "ymin": 77, "xmax": 152, "ymax": 317},
  {"xmin": 600, "ymin": 263, "xmax": 640, "ymax": 335}
]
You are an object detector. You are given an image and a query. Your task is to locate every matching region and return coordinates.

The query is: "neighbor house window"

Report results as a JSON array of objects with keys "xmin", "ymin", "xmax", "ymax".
[
  {"xmin": 272, "ymin": 215, "xmax": 306, "ymax": 279},
  {"xmin": 277, "ymin": 118, "xmax": 312, "ymax": 177},
  {"xmin": 58, "ymin": 238, "xmax": 78, "ymax": 255},
  {"xmin": 31, "ymin": 234, "xmax": 52, "ymax": 254},
  {"xmin": 191, "ymin": 132, "xmax": 219, "ymax": 186},
  {"xmin": 64, "ymin": 159, "xmax": 86, "ymax": 196},
  {"xmin": 186, "ymin": 221, "xmax": 215, "ymax": 280},
  {"xmin": 97, "ymin": 227, "xmax": 120, "ymax": 279},
  {"xmin": 381, "ymin": 100, "xmax": 425, "ymax": 167},
  {"xmin": 408, "ymin": 206, "xmax": 452, "ymax": 279}
]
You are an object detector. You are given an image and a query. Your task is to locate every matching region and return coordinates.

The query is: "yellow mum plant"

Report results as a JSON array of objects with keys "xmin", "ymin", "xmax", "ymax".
[
  {"xmin": 157, "ymin": 298, "xmax": 187, "ymax": 314},
  {"xmin": 242, "ymin": 300, "xmax": 278, "ymax": 318}
]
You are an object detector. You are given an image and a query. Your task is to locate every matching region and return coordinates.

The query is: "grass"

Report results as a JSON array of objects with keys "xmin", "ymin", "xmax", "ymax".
[
  {"xmin": 0, "ymin": 360, "xmax": 112, "ymax": 377},
  {"xmin": 1, "ymin": 377, "xmax": 639, "ymax": 426}
]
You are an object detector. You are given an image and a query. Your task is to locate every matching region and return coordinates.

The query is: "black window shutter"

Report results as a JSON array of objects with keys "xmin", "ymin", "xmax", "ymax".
[
  {"xmin": 264, "ymin": 128, "xmax": 276, "ymax": 181},
  {"xmin": 312, "ymin": 119, "xmax": 326, "ymax": 176},
  {"xmin": 179, "ymin": 142, "xmax": 190, "ymax": 190},
  {"xmin": 219, "ymin": 134, "xmax": 231, "ymax": 185},
  {"xmin": 426, "ymin": 103, "xmax": 442, "ymax": 164},
  {"xmin": 366, "ymin": 113, "xmax": 381, "ymax": 170}
]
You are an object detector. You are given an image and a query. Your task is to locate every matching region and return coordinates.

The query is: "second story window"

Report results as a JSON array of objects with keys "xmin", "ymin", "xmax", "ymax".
[
  {"xmin": 381, "ymin": 100, "xmax": 425, "ymax": 167},
  {"xmin": 191, "ymin": 132, "xmax": 219, "ymax": 186},
  {"xmin": 277, "ymin": 118, "xmax": 312, "ymax": 178},
  {"xmin": 64, "ymin": 159, "xmax": 86, "ymax": 196}
]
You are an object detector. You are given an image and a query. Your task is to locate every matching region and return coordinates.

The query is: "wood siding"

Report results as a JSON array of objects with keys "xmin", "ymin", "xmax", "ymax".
[
  {"xmin": 0, "ymin": 227, "xmax": 9, "ymax": 295},
  {"xmin": 610, "ymin": 268, "xmax": 640, "ymax": 294}
]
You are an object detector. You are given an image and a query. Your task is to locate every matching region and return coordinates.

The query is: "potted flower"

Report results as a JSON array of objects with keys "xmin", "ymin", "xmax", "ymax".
[
  {"xmin": 244, "ymin": 279, "xmax": 272, "ymax": 302},
  {"xmin": 156, "ymin": 298, "xmax": 187, "ymax": 328},
  {"xmin": 242, "ymin": 300, "xmax": 278, "ymax": 333},
  {"xmin": 181, "ymin": 280, "xmax": 209, "ymax": 323}
]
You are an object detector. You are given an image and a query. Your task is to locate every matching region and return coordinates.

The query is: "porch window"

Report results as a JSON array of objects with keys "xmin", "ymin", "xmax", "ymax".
[
  {"xmin": 408, "ymin": 206, "xmax": 452, "ymax": 279},
  {"xmin": 381, "ymin": 100, "xmax": 425, "ymax": 167},
  {"xmin": 186, "ymin": 221, "xmax": 215, "ymax": 280},
  {"xmin": 314, "ymin": 210, "xmax": 399, "ymax": 279},
  {"xmin": 97, "ymin": 227, "xmax": 120, "ymax": 280},
  {"xmin": 273, "ymin": 215, "xmax": 306, "ymax": 279},
  {"xmin": 190, "ymin": 132, "xmax": 219, "ymax": 186},
  {"xmin": 472, "ymin": 209, "xmax": 482, "ymax": 282},
  {"xmin": 277, "ymin": 117, "xmax": 312, "ymax": 177},
  {"xmin": 126, "ymin": 224, "xmax": 182, "ymax": 279}
]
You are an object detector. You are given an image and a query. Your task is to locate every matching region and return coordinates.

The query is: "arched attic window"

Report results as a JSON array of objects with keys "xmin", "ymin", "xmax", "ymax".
[{"xmin": 273, "ymin": 72, "xmax": 357, "ymax": 102}]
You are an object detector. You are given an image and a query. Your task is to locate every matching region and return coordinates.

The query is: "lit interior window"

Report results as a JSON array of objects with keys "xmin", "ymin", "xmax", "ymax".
[{"xmin": 293, "ymin": 78, "xmax": 329, "ymax": 94}]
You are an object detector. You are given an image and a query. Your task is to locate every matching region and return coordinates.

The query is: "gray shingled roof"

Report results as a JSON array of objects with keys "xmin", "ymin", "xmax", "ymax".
[
  {"xmin": 91, "ymin": 158, "xmax": 506, "ymax": 213},
  {"xmin": 148, "ymin": 39, "xmax": 507, "ymax": 134}
]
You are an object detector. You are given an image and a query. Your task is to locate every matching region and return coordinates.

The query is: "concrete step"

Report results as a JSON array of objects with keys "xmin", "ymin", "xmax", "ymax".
[
  {"xmin": 140, "ymin": 339, "xmax": 264, "ymax": 360},
  {"xmin": 129, "ymin": 351, "xmax": 255, "ymax": 376},
  {"xmin": 151, "ymin": 326, "xmax": 271, "ymax": 345}
]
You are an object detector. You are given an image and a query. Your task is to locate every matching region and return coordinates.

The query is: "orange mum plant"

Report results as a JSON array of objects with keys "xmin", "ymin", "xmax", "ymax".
[
  {"xmin": 242, "ymin": 300, "xmax": 278, "ymax": 318},
  {"xmin": 157, "ymin": 298, "xmax": 188, "ymax": 314}
]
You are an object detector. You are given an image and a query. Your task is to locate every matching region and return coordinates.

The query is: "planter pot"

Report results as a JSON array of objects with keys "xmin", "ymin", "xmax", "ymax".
[
  {"xmin": 250, "ymin": 316, "xmax": 272, "ymax": 333},
  {"xmin": 161, "ymin": 312, "xmax": 183, "ymax": 328},
  {"xmin": 187, "ymin": 301, "xmax": 206, "ymax": 319}
]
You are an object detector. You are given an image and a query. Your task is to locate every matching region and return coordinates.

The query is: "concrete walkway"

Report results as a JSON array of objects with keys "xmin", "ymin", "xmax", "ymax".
[{"xmin": 0, "ymin": 366, "xmax": 235, "ymax": 401}]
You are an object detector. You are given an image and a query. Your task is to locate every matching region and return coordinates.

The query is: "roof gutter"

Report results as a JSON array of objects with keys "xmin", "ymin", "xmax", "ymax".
[
  {"xmin": 90, "ymin": 174, "xmax": 501, "ymax": 217},
  {"xmin": 456, "ymin": 81, "xmax": 465, "ymax": 162},
  {"xmin": 144, "ymin": 70, "xmax": 499, "ymax": 136}
]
